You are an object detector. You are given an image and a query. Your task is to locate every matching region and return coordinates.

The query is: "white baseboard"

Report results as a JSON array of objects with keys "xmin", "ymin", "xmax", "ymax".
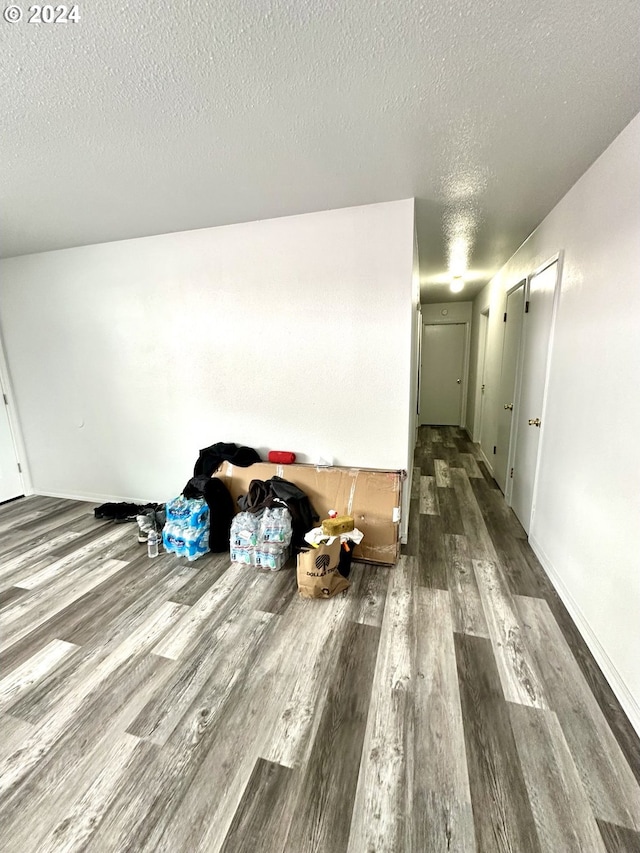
[
  {"xmin": 478, "ymin": 448, "xmax": 493, "ymax": 475},
  {"xmin": 34, "ymin": 489, "xmax": 158, "ymax": 506},
  {"xmin": 529, "ymin": 534, "xmax": 640, "ymax": 737}
]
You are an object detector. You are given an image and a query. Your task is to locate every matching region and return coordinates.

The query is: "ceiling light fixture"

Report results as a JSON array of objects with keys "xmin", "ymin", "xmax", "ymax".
[{"xmin": 450, "ymin": 276, "xmax": 464, "ymax": 294}]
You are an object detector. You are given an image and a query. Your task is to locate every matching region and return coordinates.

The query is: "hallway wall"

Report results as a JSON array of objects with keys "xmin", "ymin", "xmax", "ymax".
[{"xmin": 467, "ymin": 112, "xmax": 640, "ymax": 732}]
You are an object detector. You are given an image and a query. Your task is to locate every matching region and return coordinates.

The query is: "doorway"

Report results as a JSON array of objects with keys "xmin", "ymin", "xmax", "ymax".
[
  {"xmin": 510, "ymin": 259, "xmax": 560, "ymax": 533},
  {"xmin": 495, "ymin": 281, "xmax": 526, "ymax": 495},
  {"xmin": 0, "ymin": 374, "xmax": 24, "ymax": 503},
  {"xmin": 474, "ymin": 309, "xmax": 490, "ymax": 445},
  {"xmin": 419, "ymin": 323, "xmax": 466, "ymax": 425}
]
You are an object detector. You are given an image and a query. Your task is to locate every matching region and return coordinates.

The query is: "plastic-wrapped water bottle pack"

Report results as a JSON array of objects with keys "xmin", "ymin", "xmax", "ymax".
[
  {"xmin": 163, "ymin": 496, "xmax": 210, "ymax": 562},
  {"xmin": 230, "ymin": 506, "xmax": 292, "ymax": 570}
]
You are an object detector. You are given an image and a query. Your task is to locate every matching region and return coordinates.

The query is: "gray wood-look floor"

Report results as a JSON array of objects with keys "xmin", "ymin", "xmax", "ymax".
[{"xmin": 1, "ymin": 426, "xmax": 639, "ymax": 852}]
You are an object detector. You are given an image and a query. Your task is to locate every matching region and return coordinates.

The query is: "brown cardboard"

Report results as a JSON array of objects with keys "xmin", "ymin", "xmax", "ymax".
[{"xmin": 213, "ymin": 461, "xmax": 402, "ymax": 565}]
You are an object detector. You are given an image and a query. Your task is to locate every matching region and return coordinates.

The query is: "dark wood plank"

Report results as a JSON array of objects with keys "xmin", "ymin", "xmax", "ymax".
[
  {"xmin": 254, "ymin": 566, "xmax": 298, "ymax": 616},
  {"xmin": 455, "ymin": 632, "xmax": 542, "ymax": 853},
  {"xmin": 434, "ymin": 443, "xmax": 462, "ymax": 467},
  {"xmin": 443, "ymin": 534, "xmax": 489, "ymax": 637},
  {"xmin": 7, "ymin": 563, "xmax": 196, "ymax": 724},
  {"xmin": 437, "ymin": 485, "xmax": 465, "ymax": 534},
  {"xmin": 509, "ymin": 704, "xmax": 607, "ymax": 852},
  {"xmin": 416, "ymin": 445, "xmax": 435, "ymax": 476},
  {"xmin": 165, "ymin": 551, "xmax": 230, "ymax": 605},
  {"xmin": 346, "ymin": 562, "xmax": 389, "ymax": 628},
  {"xmin": 0, "ymin": 587, "xmax": 28, "ymax": 609},
  {"xmin": 473, "ymin": 558, "xmax": 548, "ymax": 708},
  {"xmin": 469, "ymin": 477, "xmax": 526, "ymax": 542},
  {"xmin": 450, "ymin": 468, "xmax": 499, "ymax": 562},
  {"xmin": 411, "ymin": 588, "xmax": 476, "ymax": 851},
  {"xmin": 220, "ymin": 759, "xmax": 295, "ymax": 853},
  {"xmin": 347, "ymin": 556, "xmax": 415, "ymax": 852},
  {"xmin": 418, "ymin": 513, "xmax": 448, "ymax": 590},
  {"xmin": 283, "ymin": 621, "xmax": 380, "ymax": 853},
  {"xmin": 0, "ymin": 557, "xmax": 174, "ymax": 677},
  {"xmin": 597, "ymin": 819, "xmax": 640, "ymax": 853}
]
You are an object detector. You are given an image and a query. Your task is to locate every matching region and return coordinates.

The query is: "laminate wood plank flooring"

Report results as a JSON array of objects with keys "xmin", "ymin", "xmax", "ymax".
[
  {"xmin": 508, "ymin": 704, "xmax": 607, "ymax": 852},
  {"xmin": 282, "ymin": 620, "xmax": 380, "ymax": 853},
  {"xmin": 1, "ymin": 428, "xmax": 638, "ymax": 852},
  {"xmin": 473, "ymin": 558, "xmax": 548, "ymax": 708},
  {"xmin": 455, "ymin": 632, "xmax": 542, "ymax": 853},
  {"xmin": 597, "ymin": 819, "xmax": 640, "ymax": 853}
]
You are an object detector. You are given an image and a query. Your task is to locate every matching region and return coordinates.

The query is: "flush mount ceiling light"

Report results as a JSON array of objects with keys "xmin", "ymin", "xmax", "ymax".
[{"xmin": 450, "ymin": 276, "xmax": 464, "ymax": 293}]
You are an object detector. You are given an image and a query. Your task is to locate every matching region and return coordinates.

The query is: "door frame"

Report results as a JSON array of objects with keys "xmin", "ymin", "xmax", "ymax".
[
  {"xmin": 473, "ymin": 308, "xmax": 490, "ymax": 444},
  {"xmin": 0, "ymin": 331, "xmax": 31, "ymax": 498},
  {"xmin": 418, "ymin": 319, "xmax": 470, "ymax": 427},
  {"xmin": 500, "ymin": 278, "xmax": 527, "ymax": 503},
  {"xmin": 517, "ymin": 251, "xmax": 564, "ymax": 530}
]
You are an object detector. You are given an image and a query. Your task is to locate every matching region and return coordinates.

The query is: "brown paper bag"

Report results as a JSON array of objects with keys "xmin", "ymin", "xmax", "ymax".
[{"xmin": 296, "ymin": 539, "xmax": 350, "ymax": 599}]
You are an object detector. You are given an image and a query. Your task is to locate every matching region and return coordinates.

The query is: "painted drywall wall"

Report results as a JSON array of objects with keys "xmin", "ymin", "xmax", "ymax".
[
  {"xmin": 468, "ymin": 113, "xmax": 640, "ymax": 731},
  {"xmin": 421, "ymin": 301, "xmax": 472, "ymax": 325},
  {"xmin": 0, "ymin": 200, "xmax": 415, "ymax": 508}
]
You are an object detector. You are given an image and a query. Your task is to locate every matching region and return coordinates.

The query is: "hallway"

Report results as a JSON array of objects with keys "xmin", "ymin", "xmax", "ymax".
[
  {"xmin": 0, "ymin": 428, "xmax": 639, "ymax": 851},
  {"xmin": 403, "ymin": 425, "xmax": 640, "ymax": 851}
]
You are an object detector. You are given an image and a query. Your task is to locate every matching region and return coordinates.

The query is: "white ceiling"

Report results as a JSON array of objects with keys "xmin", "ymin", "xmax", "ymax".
[{"xmin": 1, "ymin": 0, "xmax": 639, "ymax": 303}]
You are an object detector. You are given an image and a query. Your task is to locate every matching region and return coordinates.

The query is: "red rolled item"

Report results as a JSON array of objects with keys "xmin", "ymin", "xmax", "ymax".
[{"xmin": 268, "ymin": 450, "xmax": 296, "ymax": 464}]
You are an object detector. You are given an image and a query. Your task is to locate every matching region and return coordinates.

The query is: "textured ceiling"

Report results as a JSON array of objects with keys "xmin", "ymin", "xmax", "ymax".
[{"xmin": 1, "ymin": 0, "xmax": 639, "ymax": 302}]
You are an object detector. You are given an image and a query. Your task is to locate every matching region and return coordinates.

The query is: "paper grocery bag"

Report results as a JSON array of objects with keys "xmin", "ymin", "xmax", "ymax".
[{"xmin": 296, "ymin": 539, "xmax": 350, "ymax": 599}]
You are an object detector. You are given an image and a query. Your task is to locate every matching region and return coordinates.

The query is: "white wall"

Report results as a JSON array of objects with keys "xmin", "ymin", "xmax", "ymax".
[
  {"xmin": 421, "ymin": 301, "xmax": 472, "ymax": 326},
  {"xmin": 0, "ymin": 200, "xmax": 415, "ymax": 505},
  {"xmin": 468, "ymin": 113, "xmax": 640, "ymax": 731}
]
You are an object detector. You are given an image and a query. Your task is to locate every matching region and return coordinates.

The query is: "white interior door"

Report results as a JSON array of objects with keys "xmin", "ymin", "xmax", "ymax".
[
  {"xmin": 511, "ymin": 261, "xmax": 559, "ymax": 532},
  {"xmin": 495, "ymin": 282, "xmax": 526, "ymax": 493},
  {"xmin": 0, "ymin": 389, "xmax": 23, "ymax": 503},
  {"xmin": 419, "ymin": 323, "xmax": 465, "ymax": 425}
]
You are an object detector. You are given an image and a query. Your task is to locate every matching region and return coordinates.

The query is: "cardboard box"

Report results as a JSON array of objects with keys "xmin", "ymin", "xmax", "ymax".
[{"xmin": 213, "ymin": 461, "xmax": 402, "ymax": 565}]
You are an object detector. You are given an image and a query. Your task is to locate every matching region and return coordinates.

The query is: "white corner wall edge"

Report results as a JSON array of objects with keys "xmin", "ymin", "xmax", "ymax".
[{"xmin": 530, "ymin": 532, "xmax": 640, "ymax": 737}]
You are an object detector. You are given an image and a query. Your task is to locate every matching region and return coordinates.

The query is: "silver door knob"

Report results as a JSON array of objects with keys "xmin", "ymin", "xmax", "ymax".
[
  {"xmin": 456, "ymin": 379, "xmax": 461, "ymax": 384},
  {"xmin": 504, "ymin": 403, "xmax": 513, "ymax": 410},
  {"xmin": 528, "ymin": 418, "xmax": 541, "ymax": 427}
]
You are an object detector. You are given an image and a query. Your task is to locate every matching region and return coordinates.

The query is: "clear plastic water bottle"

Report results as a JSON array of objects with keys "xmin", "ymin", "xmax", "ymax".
[{"xmin": 147, "ymin": 528, "xmax": 159, "ymax": 558}]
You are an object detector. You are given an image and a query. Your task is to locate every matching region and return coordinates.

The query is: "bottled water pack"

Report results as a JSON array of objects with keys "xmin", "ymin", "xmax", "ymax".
[
  {"xmin": 230, "ymin": 512, "xmax": 260, "ymax": 548},
  {"xmin": 230, "ymin": 506, "xmax": 292, "ymax": 570},
  {"xmin": 255, "ymin": 542, "xmax": 291, "ymax": 571},
  {"xmin": 166, "ymin": 496, "xmax": 209, "ymax": 528},
  {"xmin": 163, "ymin": 496, "xmax": 210, "ymax": 562},
  {"xmin": 259, "ymin": 507, "xmax": 292, "ymax": 545}
]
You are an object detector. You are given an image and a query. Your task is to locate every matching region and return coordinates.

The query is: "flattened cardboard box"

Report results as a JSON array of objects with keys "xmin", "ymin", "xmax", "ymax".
[{"xmin": 213, "ymin": 461, "xmax": 402, "ymax": 565}]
